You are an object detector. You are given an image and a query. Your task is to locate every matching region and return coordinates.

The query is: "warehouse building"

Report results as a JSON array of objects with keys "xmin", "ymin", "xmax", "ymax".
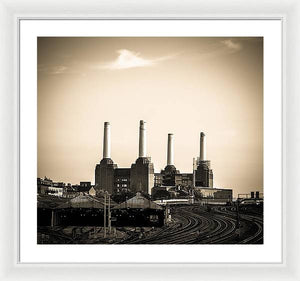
[
  {"xmin": 113, "ymin": 192, "xmax": 164, "ymax": 227},
  {"xmin": 37, "ymin": 193, "xmax": 164, "ymax": 227}
]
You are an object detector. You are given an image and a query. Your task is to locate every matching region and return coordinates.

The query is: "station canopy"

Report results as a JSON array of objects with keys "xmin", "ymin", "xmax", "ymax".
[
  {"xmin": 56, "ymin": 194, "xmax": 104, "ymax": 209},
  {"xmin": 37, "ymin": 194, "xmax": 69, "ymax": 209},
  {"xmin": 114, "ymin": 192, "xmax": 163, "ymax": 210}
]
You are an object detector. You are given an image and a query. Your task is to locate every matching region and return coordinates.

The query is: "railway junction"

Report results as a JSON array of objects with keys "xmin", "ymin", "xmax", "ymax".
[{"xmin": 38, "ymin": 201, "xmax": 263, "ymax": 244}]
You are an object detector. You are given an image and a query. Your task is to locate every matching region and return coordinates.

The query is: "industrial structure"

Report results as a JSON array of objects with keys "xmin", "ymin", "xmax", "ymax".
[
  {"xmin": 93, "ymin": 120, "xmax": 231, "ymax": 199},
  {"xmin": 95, "ymin": 120, "xmax": 154, "ymax": 195},
  {"xmin": 37, "ymin": 120, "xmax": 231, "ymax": 201},
  {"xmin": 37, "ymin": 121, "xmax": 262, "ymax": 244},
  {"xmin": 154, "ymin": 132, "xmax": 213, "ymax": 190},
  {"xmin": 38, "ymin": 192, "xmax": 164, "ymax": 228}
]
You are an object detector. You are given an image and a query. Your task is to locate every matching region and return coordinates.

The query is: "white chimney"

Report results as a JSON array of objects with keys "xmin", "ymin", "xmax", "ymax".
[
  {"xmin": 103, "ymin": 122, "xmax": 111, "ymax": 158},
  {"xmin": 200, "ymin": 132, "xmax": 206, "ymax": 161},
  {"xmin": 167, "ymin": 133, "xmax": 174, "ymax": 165},
  {"xmin": 139, "ymin": 120, "xmax": 146, "ymax": 157}
]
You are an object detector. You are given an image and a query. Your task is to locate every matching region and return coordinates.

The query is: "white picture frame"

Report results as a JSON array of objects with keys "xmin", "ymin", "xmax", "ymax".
[
  {"xmin": 19, "ymin": 18, "xmax": 281, "ymax": 264},
  {"xmin": 0, "ymin": 0, "xmax": 299, "ymax": 280}
]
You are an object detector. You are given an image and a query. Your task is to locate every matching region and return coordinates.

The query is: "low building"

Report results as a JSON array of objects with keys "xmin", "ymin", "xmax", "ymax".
[
  {"xmin": 72, "ymin": 184, "xmax": 96, "ymax": 196},
  {"xmin": 49, "ymin": 182, "xmax": 65, "ymax": 196},
  {"xmin": 88, "ymin": 186, "xmax": 96, "ymax": 196},
  {"xmin": 37, "ymin": 177, "xmax": 53, "ymax": 194},
  {"xmin": 151, "ymin": 186, "xmax": 172, "ymax": 200},
  {"xmin": 80, "ymin": 181, "xmax": 91, "ymax": 188},
  {"xmin": 194, "ymin": 187, "xmax": 233, "ymax": 202},
  {"xmin": 113, "ymin": 192, "xmax": 164, "ymax": 227},
  {"xmin": 64, "ymin": 186, "xmax": 78, "ymax": 198},
  {"xmin": 37, "ymin": 193, "xmax": 163, "ymax": 227},
  {"xmin": 114, "ymin": 192, "xmax": 162, "ymax": 210},
  {"xmin": 37, "ymin": 177, "xmax": 64, "ymax": 196},
  {"xmin": 48, "ymin": 186, "xmax": 64, "ymax": 197}
]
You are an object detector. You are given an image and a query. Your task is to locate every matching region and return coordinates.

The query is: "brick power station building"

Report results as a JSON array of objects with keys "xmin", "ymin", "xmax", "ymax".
[
  {"xmin": 95, "ymin": 120, "xmax": 219, "ymax": 197},
  {"xmin": 95, "ymin": 121, "xmax": 154, "ymax": 195}
]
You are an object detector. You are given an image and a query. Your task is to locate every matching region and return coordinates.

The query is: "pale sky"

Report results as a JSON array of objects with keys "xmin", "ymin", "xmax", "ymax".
[{"xmin": 38, "ymin": 37, "xmax": 263, "ymax": 197}]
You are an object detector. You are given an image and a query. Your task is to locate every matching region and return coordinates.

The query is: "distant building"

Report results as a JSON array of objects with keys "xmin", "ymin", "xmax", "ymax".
[
  {"xmin": 194, "ymin": 160, "xmax": 213, "ymax": 188},
  {"xmin": 72, "ymin": 183, "xmax": 96, "ymax": 196},
  {"xmin": 130, "ymin": 156, "xmax": 154, "ymax": 195},
  {"xmin": 93, "ymin": 121, "xmax": 234, "ymax": 198},
  {"xmin": 114, "ymin": 168, "xmax": 131, "ymax": 193},
  {"xmin": 194, "ymin": 133, "xmax": 213, "ymax": 188},
  {"xmin": 181, "ymin": 173, "xmax": 194, "ymax": 187},
  {"xmin": 37, "ymin": 177, "xmax": 64, "ymax": 196},
  {"xmin": 154, "ymin": 132, "xmax": 212, "ymax": 190},
  {"xmin": 95, "ymin": 121, "xmax": 154, "ymax": 196},
  {"xmin": 37, "ymin": 177, "xmax": 53, "ymax": 194},
  {"xmin": 37, "ymin": 178, "xmax": 97, "ymax": 198},
  {"xmin": 194, "ymin": 187, "xmax": 232, "ymax": 201},
  {"xmin": 88, "ymin": 186, "xmax": 96, "ymax": 196},
  {"xmin": 48, "ymin": 182, "xmax": 65, "ymax": 196},
  {"xmin": 64, "ymin": 186, "xmax": 78, "ymax": 198},
  {"xmin": 154, "ymin": 173, "xmax": 163, "ymax": 187},
  {"xmin": 80, "ymin": 181, "xmax": 91, "ymax": 188}
]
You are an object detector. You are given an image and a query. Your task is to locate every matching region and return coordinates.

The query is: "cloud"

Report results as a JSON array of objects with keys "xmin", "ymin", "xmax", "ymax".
[
  {"xmin": 38, "ymin": 64, "xmax": 69, "ymax": 75},
  {"xmin": 51, "ymin": 66, "xmax": 68, "ymax": 75},
  {"xmin": 39, "ymin": 49, "xmax": 179, "ymax": 75},
  {"xmin": 195, "ymin": 39, "xmax": 243, "ymax": 61},
  {"xmin": 99, "ymin": 49, "xmax": 176, "ymax": 70},
  {"xmin": 221, "ymin": 39, "xmax": 242, "ymax": 52},
  {"xmin": 38, "ymin": 64, "xmax": 86, "ymax": 76}
]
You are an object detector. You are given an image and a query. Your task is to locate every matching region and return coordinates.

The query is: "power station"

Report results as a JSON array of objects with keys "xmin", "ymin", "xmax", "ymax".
[
  {"xmin": 38, "ymin": 119, "xmax": 262, "ymax": 244},
  {"xmin": 95, "ymin": 120, "xmax": 217, "ymax": 196}
]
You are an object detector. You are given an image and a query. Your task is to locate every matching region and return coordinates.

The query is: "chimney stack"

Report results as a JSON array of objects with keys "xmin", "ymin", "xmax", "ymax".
[
  {"xmin": 167, "ymin": 133, "xmax": 174, "ymax": 165},
  {"xmin": 103, "ymin": 122, "xmax": 111, "ymax": 158},
  {"xmin": 200, "ymin": 132, "xmax": 206, "ymax": 161},
  {"xmin": 139, "ymin": 120, "xmax": 146, "ymax": 157}
]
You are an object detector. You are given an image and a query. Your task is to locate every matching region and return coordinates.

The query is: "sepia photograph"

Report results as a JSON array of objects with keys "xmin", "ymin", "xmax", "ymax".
[{"xmin": 37, "ymin": 37, "xmax": 263, "ymax": 245}]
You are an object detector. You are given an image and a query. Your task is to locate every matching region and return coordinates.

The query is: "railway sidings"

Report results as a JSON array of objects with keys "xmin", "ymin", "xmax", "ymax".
[{"xmin": 38, "ymin": 204, "xmax": 263, "ymax": 244}]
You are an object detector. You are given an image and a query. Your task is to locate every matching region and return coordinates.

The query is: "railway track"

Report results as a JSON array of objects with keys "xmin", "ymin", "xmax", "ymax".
[
  {"xmin": 124, "ymin": 205, "xmax": 263, "ymax": 244},
  {"xmin": 38, "ymin": 205, "xmax": 263, "ymax": 244},
  {"xmin": 125, "ymin": 206, "xmax": 238, "ymax": 244},
  {"xmin": 183, "ymin": 206, "xmax": 238, "ymax": 244},
  {"xmin": 38, "ymin": 226, "xmax": 75, "ymax": 244},
  {"xmin": 214, "ymin": 208, "xmax": 263, "ymax": 244},
  {"xmin": 238, "ymin": 214, "xmax": 263, "ymax": 244},
  {"xmin": 124, "ymin": 210, "xmax": 196, "ymax": 244}
]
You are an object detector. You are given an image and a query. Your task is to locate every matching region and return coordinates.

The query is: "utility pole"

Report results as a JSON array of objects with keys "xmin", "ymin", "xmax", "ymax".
[
  {"xmin": 51, "ymin": 210, "xmax": 55, "ymax": 228},
  {"xmin": 192, "ymin": 158, "xmax": 196, "ymax": 188},
  {"xmin": 236, "ymin": 196, "xmax": 241, "ymax": 240},
  {"xmin": 104, "ymin": 192, "xmax": 107, "ymax": 238},
  {"xmin": 165, "ymin": 203, "xmax": 168, "ymax": 224},
  {"xmin": 108, "ymin": 193, "xmax": 111, "ymax": 234}
]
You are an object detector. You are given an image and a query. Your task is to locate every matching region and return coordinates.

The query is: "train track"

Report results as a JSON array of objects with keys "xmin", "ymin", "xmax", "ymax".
[
  {"xmin": 213, "ymin": 208, "xmax": 263, "ymax": 244},
  {"xmin": 124, "ymin": 205, "xmax": 263, "ymax": 244},
  {"xmin": 38, "ymin": 226, "xmax": 75, "ymax": 244},
  {"xmin": 124, "ymin": 210, "xmax": 196, "ymax": 244},
  {"xmin": 38, "ymin": 206, "xmax": 263, "ymax": 245},
  {"xmin": 238, "ymin": 214, "xmax": 263, "ymax": 244},
  {"xmin": 125, "ymin": 206, "xmax": 236, "ymax": 244}
]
